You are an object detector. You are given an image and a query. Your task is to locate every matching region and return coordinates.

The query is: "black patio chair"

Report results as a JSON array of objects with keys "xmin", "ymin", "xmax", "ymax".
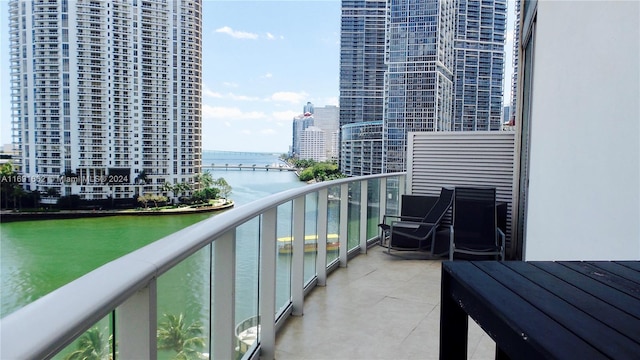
[
  {"xmin": 381, "ymin": 187, "xmax": 454, "ymax": 255},
  {"xmin": 448, "ymin": 187, "xmax": 505, "ymax": 261}
]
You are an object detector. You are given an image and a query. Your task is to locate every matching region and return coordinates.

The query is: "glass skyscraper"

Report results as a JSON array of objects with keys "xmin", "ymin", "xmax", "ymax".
[
  {"xmin": 383, "ymin": 0, "xmax": 456, "ymax": 172},
  {"xmin": 452, "ymin": 0, "xmax": 507, "ymax": 131},
  {"xmin": 9, "ymin": 0, "xmax": 202, "ymax": 201},
  {"xmin": 339, "ymin": 0, "xmax": 387, "ymax": 176},
  {"xmin": 339, "ymin": 0, "xmax": 507, "ymax": 174}
]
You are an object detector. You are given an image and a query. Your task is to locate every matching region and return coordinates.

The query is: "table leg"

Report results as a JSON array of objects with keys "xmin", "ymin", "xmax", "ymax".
[{"xmin": 440, "ymin": 266, "xmax": 468, "ymax": 359}]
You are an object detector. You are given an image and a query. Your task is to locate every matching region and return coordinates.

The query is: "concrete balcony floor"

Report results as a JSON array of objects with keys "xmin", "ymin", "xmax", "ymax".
[{"xmin": 275, "ymin": 245, "xmax": 496, "ymax": 359}]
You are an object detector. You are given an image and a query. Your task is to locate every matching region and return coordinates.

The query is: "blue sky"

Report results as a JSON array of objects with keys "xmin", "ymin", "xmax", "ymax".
[{"xmin": 0, "ymin": 0, "xmax": 514, "ymax": 153}]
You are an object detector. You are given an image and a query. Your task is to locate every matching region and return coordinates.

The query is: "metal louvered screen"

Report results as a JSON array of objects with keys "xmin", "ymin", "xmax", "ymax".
[{"xmin": 406, "ymin": 132, "xmax": 516, "ymax": 258}]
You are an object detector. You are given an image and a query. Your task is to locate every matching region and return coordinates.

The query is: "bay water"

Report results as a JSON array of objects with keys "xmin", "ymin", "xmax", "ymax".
[{"xmin": 0, "ymin": 150, "xmax": 328, "ymax": 357}]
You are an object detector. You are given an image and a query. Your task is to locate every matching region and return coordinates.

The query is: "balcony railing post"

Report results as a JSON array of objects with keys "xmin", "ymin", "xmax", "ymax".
[
  {"xmin": 213, "ymin": 230, "xmax": 236, "ymax": 360},
  {"xmin": 359, "ymin": 180, "xmax": 368, "ymax": 253},
  {"xmin": 292, "ymin": 196, "xmax": 305, "ymax": 316},
  {"xmin": 116, "ymin": 278, "xmax": 157, "ymax": 359},
  {"xmin": 379, "ymin": 177, "xmax": 387, "ymax": 238},
  {"xmin": 339, "ymin": 183, "xmax": 349, "ymax": 267},
  {"xmin": 316, "ymin": 188, "xmax": 329, "ymax": 286},
  {"xmin": 259, "ymin": 208, "xmax": 277, "ymax": 360}
]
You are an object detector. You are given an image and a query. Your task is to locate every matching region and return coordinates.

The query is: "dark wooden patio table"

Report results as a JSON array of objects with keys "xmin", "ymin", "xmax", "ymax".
[{"xmin": 440, "ymin": 261, "xmax": 640, "ymax": 359}]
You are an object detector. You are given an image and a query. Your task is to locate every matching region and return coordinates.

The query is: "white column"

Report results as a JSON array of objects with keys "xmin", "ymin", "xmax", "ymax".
[
  {"xmin": 316, "ymin": 188, "xmax": 329, "ymax": 286},
  {"xmin": 213, "ymin": 231, "xmax": 236, "ymax": 360},
  {"xmin": 292, "ymin": 196, "xmax": 305, "ymax": 316},
  {"xmin": 378, "ymin": 178, "xmax": 387, "ymax": 224},
  {"xmin": 116, "ymin": 279, "xmax": 157, "ymax": 359},
  {"xmin": 359, "ymin": 180, "xmax": 368, "ymax": 253},
  {"xmin": 339, "ymin": 183, "xmax": 349, "ymax": 267},
  {"xmin": 259, "ymin": 208, "xmax": 277, "ymax": 360}
]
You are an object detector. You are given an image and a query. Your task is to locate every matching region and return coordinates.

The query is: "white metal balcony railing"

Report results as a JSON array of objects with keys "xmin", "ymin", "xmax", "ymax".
[{"xmin": 0, "ymin": 173, "xmax": 405, "ymax": 360}]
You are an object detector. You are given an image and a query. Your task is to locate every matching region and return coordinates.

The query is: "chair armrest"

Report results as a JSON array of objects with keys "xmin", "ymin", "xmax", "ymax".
[
  {"xmin": 392, "ymin": 220, "xmax": 437, "ymax": 228},
  {"xmin": 383, "ymin": 214, "xmax": 424, "ymax": 223}
]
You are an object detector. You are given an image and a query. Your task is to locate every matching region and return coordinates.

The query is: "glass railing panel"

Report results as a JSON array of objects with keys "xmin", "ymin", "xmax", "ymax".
[
  {"xmin": 326, "ymin": 185, "xmax": 340, "ymax": 265},
  {"xmin": 367, "ymin": 178, "xmax": 381, "ymax": 239},
  {"xmin": 304, "ymin": 192, "xmax": 318, "ymax": 285},
  {"xmin": 235, "ymin": 217, "xmax": 260, "ymax": 359},
  {"xmin": 157, "ymin": 245, "xmax": 210, "ymax": 360},
  {"xmin": 347, "ymin": 181, "xmax": 361, "ymax": 251},
  {"xmin": 385, "ymin": 176, "xmax": 401, "ymax": 216},
  {"xmin": 52, "ymin": 314, "xmax": 114, "ymax": 360},
  {"xmin": 275, "ymin": 201, "xmax": 293, "ymax": 315}
]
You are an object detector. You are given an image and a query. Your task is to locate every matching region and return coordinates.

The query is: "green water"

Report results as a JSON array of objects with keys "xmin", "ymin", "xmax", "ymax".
[{"xmin": 0, "ymin": 213, "xmax": 214, "ymax": 317}]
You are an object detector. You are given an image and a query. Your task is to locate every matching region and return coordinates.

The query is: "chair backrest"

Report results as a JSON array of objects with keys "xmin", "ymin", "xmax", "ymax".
[
  {"xmin": 400, "ymin": 194, "xmax": 438, "ymax": 219},
  {"xmin": 407, "ymin": 188, "xmax": 454, "ymax": 238},
  {"xmin": 423, "ymin": 187, "xmax": 455, "ymax": 225},
  {"xmin": 453, "ymin": 187, "xmax": 497, "ymax": 249}
]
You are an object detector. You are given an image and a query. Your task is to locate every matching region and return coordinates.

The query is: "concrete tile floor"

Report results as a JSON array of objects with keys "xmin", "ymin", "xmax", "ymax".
[{"xmin": 275, "ymin": 245, "xmax": 496, "ymax": 360}]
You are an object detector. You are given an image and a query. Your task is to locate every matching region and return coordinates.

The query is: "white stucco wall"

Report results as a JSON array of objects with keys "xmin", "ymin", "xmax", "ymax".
[{"xmin": 524, "ymin": 1, "xmax": 640, "ymax": 260}]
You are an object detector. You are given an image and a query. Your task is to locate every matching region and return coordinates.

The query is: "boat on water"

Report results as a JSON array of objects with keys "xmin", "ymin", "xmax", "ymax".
[{"xmin": 277, "ymin": 233, "xmax": 339, "ymax": 254}]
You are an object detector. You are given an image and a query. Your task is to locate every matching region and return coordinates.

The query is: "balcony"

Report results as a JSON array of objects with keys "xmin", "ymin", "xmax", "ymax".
[
  {"xmin": 274, "ymin": 245, "xmax": 494, "ymax": 359},
  {"xmin": 0, "ymin": 163, "xmax": 506, "ymax": 359}
]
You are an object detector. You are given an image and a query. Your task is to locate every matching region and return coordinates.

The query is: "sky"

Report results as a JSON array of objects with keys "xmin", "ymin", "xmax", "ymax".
[{"xmin": 0, "ymin": 0, "xmax": 514, "ymax": 153}]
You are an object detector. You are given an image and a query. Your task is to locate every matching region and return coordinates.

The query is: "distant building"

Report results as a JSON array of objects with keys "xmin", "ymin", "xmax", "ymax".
[
  {"xmin": 383, "ymin": 0, "xmax": 456, "ymax": 172},
  {"xmin": 312, "ymin": 105, "xmax": 340, "ymax": 160},
  {"xmin": 8, "ymin": 0, "xmax": 202, "ymax": 201},
  {"xmin": 303, "ymin": 102, "xmax": 315, "ymax": 115},
  {"xmin": 299, "ymin": 126, "xmax": 326, "ymax": 162},
  {"xmin": 503, "ymin": 106, "xmax": 511, "ymax": 124},
  {"xmin": 291, "ymin": 104, "xmax": 339, "ymax": 161},
  {"xmin": 340, "ymin": 121, "xmax": 383, "ymax": 176},
  {"xmin": 509, "ymin": 0, "xmax": 522, "ymax": 127},
  {"xmin": 339, "ymin": 0, "xmax": 387, "ymax": 175},
  {"xmin": 338, "ymin": 0, "xmax": 508, "ymax": 174},
  {"xmin": 452, "ymin": 0, "xmax": 507, "ymax": 131},
  {"xmin": 291, "ymin": 113, "xmax": 314, "ymax": 158}
]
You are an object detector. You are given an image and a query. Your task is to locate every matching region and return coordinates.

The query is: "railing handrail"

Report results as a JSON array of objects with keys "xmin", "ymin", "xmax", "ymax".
[{"xmin": 0, "ymin": 172, "xmax": 404, "ymax": 359}]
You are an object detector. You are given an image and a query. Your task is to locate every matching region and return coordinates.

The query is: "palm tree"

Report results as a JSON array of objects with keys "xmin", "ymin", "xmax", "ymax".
[
  {"xmin": 213, "ymin": 177, "xmax": 232, "ymax": 200},
  {"xmin": 194, "ymin": 170, "xmax": 214, "ymax": 190},
  {"xmin": 64, "ymin": 327, "xmax": 113, "ymax": 360},
  {"xmin": 161, "ymin": 181, "xmax": 175, "ymax": 201},
  {"xmin": 135, "ymin": 170, "xmax": 148, "ymax": 197},
  {"xmin": 157, "ymin": 313, "xmax": 206, "ymax": 359},
  {"xmin": 173, "ymin": 182, "xmax": 192, "ymax": 201}
]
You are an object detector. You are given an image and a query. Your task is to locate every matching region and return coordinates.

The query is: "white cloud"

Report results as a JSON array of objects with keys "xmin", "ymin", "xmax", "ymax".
[
  {"xmin": 202, "ymin": 104, "xmax": 265, "ymax": 120},
  {"xmin": 215, "ymin": 26, "xmax": 258, "ymax": 40},
  {"xmin": 266, "ymin": 32, "xmax": 275, "ymax": 40},
  {"xmin": 271, "ymin": 110, "xmax": 300, "ymax": 121},
  {"xmin": 202, "ymin": 85, "xmax": 222, "ymax": 99},
  {"xmin": 261, "ymin": 129, "xmax": 277, "ymax": 135},
  {"xmin": 323, "ymin": 96, "xmax": 339, "ymax": 106},
  {"xmin": 227, "ymin": 93, "xmax": 261, "ymax": 101},
  {"xmin": 270, "ymin": 91, "xmax": 310, "ymax": 104},
  {"xmin": 261, "ymin": 73, "xmax": 273, "ymax": 79},
  {"xmin": 223, "ymin": 82, "xmax": 239, "ymax": 88}
]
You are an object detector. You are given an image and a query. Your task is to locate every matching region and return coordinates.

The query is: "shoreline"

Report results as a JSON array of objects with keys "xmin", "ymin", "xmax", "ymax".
[{"xmin": 0, "ymin": 200, "xmax": 234, "ymax": 223}]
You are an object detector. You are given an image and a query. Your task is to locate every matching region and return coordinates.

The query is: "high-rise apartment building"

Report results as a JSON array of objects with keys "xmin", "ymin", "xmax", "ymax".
[
  {"xmin": 339, "ymin": 0, "xmax": 387, "ymax": 175},
  {"xmin": 291, "ymin": 104, "xmax": 340, "ymax": 161},
  {"xmin": 299, "ymin": 126, "xmax": 326, "ymax": 162},
  {"xmin": 312, "ymin": 105, "xmax": 340, "ymax": 160},
  {"xmin": 340, "ymin": 121, "xmax": 383, "ymax": 176},
  {"xmin": 383, "ymin": 0, "xmax": 456, "ymax": 172},
  {"xmin": 9, "ymin": 0, "xmax": 202, "ymax": 202},
  {"xmin": 508, "ymin": 0, "xmax": 521, "ymax": 127},
  {"xmin": 452, "ymin": 0, "xmax": 507, "ymax": 131}
]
